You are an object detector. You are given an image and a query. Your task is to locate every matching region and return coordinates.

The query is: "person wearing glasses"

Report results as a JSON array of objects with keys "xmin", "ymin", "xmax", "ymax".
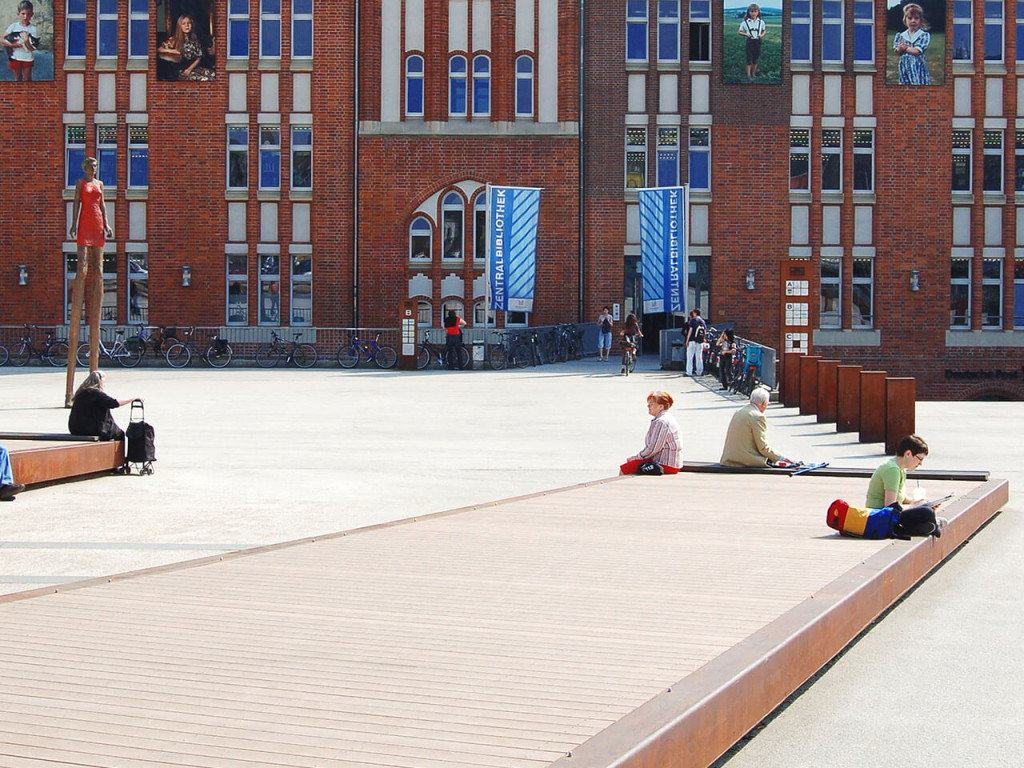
[{"xmin": 866, "ymin": 434, "xmax": 945, "ymax": 537}]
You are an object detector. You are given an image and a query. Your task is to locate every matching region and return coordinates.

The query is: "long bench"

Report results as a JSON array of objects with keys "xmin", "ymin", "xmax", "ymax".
[
  {"xmin": 3, "ymin": 433, "xmax": 125, "ymax": 486},
  {"xmin": 679, "ymin": 460, "xmax": 990, "ymax": 482}
]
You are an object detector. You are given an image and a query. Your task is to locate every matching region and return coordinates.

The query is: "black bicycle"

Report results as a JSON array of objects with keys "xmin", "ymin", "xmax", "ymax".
[
  {"xmin": 417, "ymin": 330, "xmax": 469, "ymax": 370},
  {"xmin": 620, "ymin": 334, "xmax": 639, "ymax": 376},
  {"xmin": 257, "ymin": 331, "xmax": 318, "ymax": 368},
  {"xmin": 488, "ymin": 332, "xmax": 530, "ymax": 370},
  {"xmin": 165, "ymin": 326, "xmax": 234, "ymax": 368},
  {"xmin": 9, "ymin": 325, "xmax": 69, "ymax": 367}
]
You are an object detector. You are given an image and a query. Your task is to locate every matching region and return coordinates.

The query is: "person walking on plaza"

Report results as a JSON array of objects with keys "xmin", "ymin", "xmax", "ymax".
[
  {"xmin": 597, "ymin": 306, "xmax": 614, "ymax": 362},
  {"xmin": 0, "ymin": 444, "xmax": 26, "ymax": 501},
  {"xmin": 620, "ymin": 391, "xmax": 683, "ymax": 475},
  {"xmin": 685, "ymin": 308, "xmax": 707, "ymax": 376},
  {"xmin": 720, "ymin": 387, "xmax": 796, "ymax": 467}
]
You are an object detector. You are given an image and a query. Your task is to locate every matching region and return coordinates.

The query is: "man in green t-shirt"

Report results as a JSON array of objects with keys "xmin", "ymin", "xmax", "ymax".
[{"xmin": 866, "ymin": 434, "xmax": 929, "ymax": 509}]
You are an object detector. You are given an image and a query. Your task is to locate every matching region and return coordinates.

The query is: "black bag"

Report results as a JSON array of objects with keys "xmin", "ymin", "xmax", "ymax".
[
  {"xmin": 125, "ymin": 400, "xmax": 156, "ymax": 474},
  {"xmin": 694, "ymin": 322, "xmax": 706, "ymax": 344},
  {"xmin": 636, "ymin": 461, "xmax": 664, "ymax": 476}
]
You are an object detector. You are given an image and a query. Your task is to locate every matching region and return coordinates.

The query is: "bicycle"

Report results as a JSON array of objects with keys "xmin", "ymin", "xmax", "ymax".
[
  {"xmin": 554, "ymin": 323, "xmax": 584, "ymax": 362},
  {"xmin": 0, "ymin": 343, "xmax": 7, "ymax": 366},
  {"xmin": 130, "ymin": 325, "xmax": 180, "ymax": 363},
  {"xmin": 488, "ymin": 331, "xmax": 530, "ymax": 370},
  {"xmin": 9, "ymin": 325, "xmax": 69, "ymax": 367},
  {"xmin": 620, "ymin": 334, "xmax": 639, "ymax": 376},
  {"xmin": 164, "ymin": 326, "xmax": 234, "ymax": 368},
  {"xmin": 337, "ymin": 332, "xmax": 397, "ymax": 369},
  {"xmin": 417, "ymin": 330, "xmax": 469, "ymax": 370},
  {"xmin": 256, "ymin": 330, "xmax": 318, "ymax": 368},
  {"xmin": 76, "ymin": 327, "xmax": 143, "ymax": 368}
]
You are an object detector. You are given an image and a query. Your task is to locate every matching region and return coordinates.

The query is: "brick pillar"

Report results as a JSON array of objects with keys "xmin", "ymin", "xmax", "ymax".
[
  {"xmin": 859, "ymin": 371, "xmax": 888, "ymax": 443},
  {"xmin": 836, "ymin": 364, "xmax": 862, "ymax": 432},
  {"xmin": 885, "ymin": 377, "xmax": 916, "ymax": 455}
]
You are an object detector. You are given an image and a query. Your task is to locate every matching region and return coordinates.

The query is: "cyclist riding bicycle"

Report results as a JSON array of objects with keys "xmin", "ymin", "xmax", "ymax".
[{"xmin": 620, "ymin": 312, "xmax": 643, "ymax": 374}]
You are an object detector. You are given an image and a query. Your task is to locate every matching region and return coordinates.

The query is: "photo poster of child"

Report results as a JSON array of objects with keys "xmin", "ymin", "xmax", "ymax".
[
  {"xmin": 156, "ymin": 0, "xmax": 217, "ymax": 82},
  {"xmin": 0, "ymin": 0, "xmax": 53, "ymax": 82},
  {"xmin": 723, "ymin": 1, "xmax": 783, "ymax": 84},
  {"xmin": 886, "ymin": 0, "xmax": 945, "ymax": 85}
]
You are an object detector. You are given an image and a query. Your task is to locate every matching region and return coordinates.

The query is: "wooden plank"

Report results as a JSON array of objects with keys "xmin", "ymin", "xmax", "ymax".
[
  {"xmin": 0, "ymin": 432, "xmax": 99, "ymax": 442},
  {"xmin": 8, "ymin": 441, "xmax": 124, "ymax": 486}
]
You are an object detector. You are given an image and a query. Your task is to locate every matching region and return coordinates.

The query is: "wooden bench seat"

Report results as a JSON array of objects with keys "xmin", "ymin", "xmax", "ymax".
[{"xmin": 6, "ymin": 435, "xmax": 125, "ymax": 486}]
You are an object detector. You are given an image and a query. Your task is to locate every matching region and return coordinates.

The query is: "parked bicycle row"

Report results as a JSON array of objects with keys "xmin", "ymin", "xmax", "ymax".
[
  {"xmin": 701, "ymin": 325, "xmax": 766, "ymax": 397},
  {"xmin": 0, "ymin": 323, "xmax": 592, "ymax": 371}
]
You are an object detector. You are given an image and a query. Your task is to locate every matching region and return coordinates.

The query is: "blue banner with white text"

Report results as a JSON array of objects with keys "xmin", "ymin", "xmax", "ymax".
[
  {"xmin": 638, "ymin": 187, "xmax": 687, "ymax": 314},
  {"xmin": 489, "ymin": 186, "xmax": 541, "ymax": 312}
]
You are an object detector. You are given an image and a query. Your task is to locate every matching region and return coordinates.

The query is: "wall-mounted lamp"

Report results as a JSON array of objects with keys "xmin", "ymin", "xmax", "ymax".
[
  {"xmin": 181, "ymin": 265, "xmax": 191, "ymax": 287},
  {"xmin": 910, "ymin": 268, "xmax": 920, "ymax": 292},
  {"xmin": 745, "ymin": 268, "xmax": 755, "ymax": 291},
  {"xmin": 17, "ymin": 264, "xmax": 27, "ymax": 286}
]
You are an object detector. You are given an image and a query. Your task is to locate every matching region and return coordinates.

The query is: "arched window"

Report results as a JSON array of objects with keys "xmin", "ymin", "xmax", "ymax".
[
  {"xmin": 472, "ymin": 55, "xmax": 490, "ymax": 116},
  {"xmin": 409, "ymin": 216, "xmax": 432, "ymax": 261},
  {"xmin": 474, "ymin": 300, "xmax": 495, "ymax": 326},
  {"xmin": 406, "ymin": 55, "xmax": 424, "ymax": 117},
  {"xmin": 442, "ymin": 192, "xmax": 464, "ymax": 260},
  {"xmin": 442, "ymin": 299, "xmax": 465, "ymax": 322},
  {"xmin": 417, "ymin": 300, "xmax": 432, "ymax": 326},
  {"xmin": 515, "ymin": 56, "xmax": 534, "ymax": 117},
  {"xmin": 449, "ymin": 55, "xmax": 468, "ymax": 116},
  {"xmin": 474, "ymin": 193, "xmax": 487, "ymax": 261}
]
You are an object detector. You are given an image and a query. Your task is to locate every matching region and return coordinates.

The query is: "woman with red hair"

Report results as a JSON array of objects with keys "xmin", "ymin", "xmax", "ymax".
[{"xmin": 620, "ymin": 391, "xmax": 683, "ymax": 475}]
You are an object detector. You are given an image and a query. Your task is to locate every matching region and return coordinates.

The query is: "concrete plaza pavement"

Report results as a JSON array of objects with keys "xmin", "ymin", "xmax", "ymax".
[{"xmin": 1, "ymin": 356, "xmax": 1021, "ymax": 766}]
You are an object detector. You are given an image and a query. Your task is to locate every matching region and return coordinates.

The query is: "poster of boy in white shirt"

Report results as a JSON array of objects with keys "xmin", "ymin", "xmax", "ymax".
[{"xmin": 2, "ymin": 0, "xmax": 40, "ymax": 81}]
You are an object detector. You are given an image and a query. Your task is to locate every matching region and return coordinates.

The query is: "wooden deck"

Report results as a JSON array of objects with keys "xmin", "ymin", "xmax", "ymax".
[{"xmin": 0, "ymin": 472, "xmax": 1007, "ymax": 768}]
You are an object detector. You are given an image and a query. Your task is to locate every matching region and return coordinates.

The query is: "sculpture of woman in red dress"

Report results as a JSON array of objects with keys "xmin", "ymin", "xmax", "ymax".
[{"xmin": 65, "ymin": 157, "xmax": 113, "ymax": 406}]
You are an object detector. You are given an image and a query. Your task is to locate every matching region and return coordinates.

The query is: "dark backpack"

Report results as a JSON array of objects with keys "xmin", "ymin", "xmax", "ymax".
[{"xmin": 694, "ymin": 321, "xmax": 706, "ymax": 344}]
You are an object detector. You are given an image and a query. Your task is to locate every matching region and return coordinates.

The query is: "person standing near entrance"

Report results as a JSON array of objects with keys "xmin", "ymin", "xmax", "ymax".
[
  {"xmin": 597, "ymin": 306, "xmax": 614, "ymax": 362},
  {"xmin": 685, "ymin": 309, "xmax": 707, "ymax": 376},
  {"xmin": 443, "ymin": 309, "xmax": 467, "ymax": 369}
]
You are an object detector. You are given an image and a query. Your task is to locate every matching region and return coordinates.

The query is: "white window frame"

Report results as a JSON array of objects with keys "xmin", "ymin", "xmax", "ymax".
[
  {"xmin": 983, "ymin": 130, "xmax": 1004, "ymax": 194},
  {"xmin": 65, "ymin": 125, "xmax": 86, "ymax": 188},
  {"xmin": 851, "ymin": 256, "xmax": 873, "ymax": 328},
  {"xmin": 626, "ymin": 126, "xmax": 647, "ymax": 189},
  {"xmin": 417, "ymin": 300, "xmax": 432, "ymax": 326},
  {"xmin": 1015, "ymin": 130, "xmax": 1024, "ymax": 191},
  {"xmin": 984, "ymin": 0, "xmax": 1004, "ymax": 63},
  {"xmin": 292, "ymin": 0, "xmax": 313, "ymax": 59},
  {"xmin": 227, "ymin": 253, "xmax": 249, "ymax": 325},
  {"xmin": 259, "ymin": 253, "xmax": 281, "ymax": 326},
  {"xmin": 128, "ymin": 253, "xmax": 149, "ymax": 325},
  {"xmin": 821, "ymin": 128, "xmax": 843, "ymax": 193},
  {"xmin": 950, "ymin": 256, "xmax": 972, "ymax": 328},
  {"xmin": 852, "ymin": 129, "xmax": 874, "ymax": 193},
  {"xmin": 406, "ymin": 55, "xmax": 425, "ymax": 117},
  {"xmin": 656, "ymin": 126, "xmax": 679, "ymax": 187},
  {"xmin": 128, "ymin": 0, "xmax": 149, "ymax": 59},
  {"xmin": 820, "ymin": 256, "xmax": 841, "ymax": 328},
  {"xmin": 626, "ymin": 0, "xmax": 649, "ymax": 62},
  {"xmin": 96, "ymin": 0, "xmax": 118, "ymax": 60},
  {"xmin": 66, "ymin": 0, "xmax": 86, "ymax": 59},
  {"xmin": 953, "ymin": 129, "xmax": 973, "ymax": 193},
  {"xmin": 261, "ymin": 0, "xmax": 282, "ymax": 60},
  {"xmin": 128, "ymin": 125, "xmax": 148, "ymax": 189},
  {"xmin": 658, "ymin": 0, "xmax": 681, "ymax": 63},
  {"xmin": 474, "ymin": 194, "xmax": 487, "ymax": 262},
  {"xmin": 449, "ymin": 55, "xmax": 468, "ymax": 117},
  {"xmin": 982, "ymin": 258, "xmax": 1003, "ymax": 327},
  {"xmin": 515, "ymin": 55, "xmax": 534, "ymax": 117},
  {"xmin": 228, "ymin": 0, "xmax": 250, "ymax": 59},
  {"xmin": 409, "ymin": 216, "xmax": 432, "ymax": 261},
  {"xmin": 1017, "ymin": 0, "xmax": 1024, "ymax": 62},
  {"xmin": 442, "ymin": 192, "xmax": 464, "ymax": 261},
  {"xmin": 689, "ymin": 0, "xmax": 711, "ymax": 62},
  {"xmin": 791, "ymin": 0, "xmax": 812, "ymax": 64},
  {"xmin": 688, "ymin": 126, "xmax": 711, "ymax": 191},
  {"xmin": 259, "ymin": 125, "xmax": 282, "ymax": 191},
  {"xmin": 953, "ymin": 0, "xmax": 973, "ymax": 61},
  {"xmin": 474, "ymin": 300, "xmax": 496, "ymax": 326},
  {"xmin": 227, "ymin": 126, "xmax": 249, "ymax": 190},
  {"xmin": 1014, "ymin": 256, "xmax": 1024, "ymax": 327},
  {"xmin": 821, "ymin": 0, "xmax": 844, "ymax": 64},
  {"xmin": 853, "ymin": 0, "xmax": 875, "ymax": 63},
  {"xmin": 790, "ymin": 128, "xmax": 810, "ymax": 192},
  {"xmin": 290, "ymin": 253, "xmax": 312, "ymax": 326},
  {"xmin": 290, "ymin": 125, "xmax": 312, "ymax": 190},
  {"xmin": 472, "ymin": 55, "xmax": 491, "ymax": 117},
  {"xmin": 97, "ymin": 125, "xmax": 118, "ymax": 189}
]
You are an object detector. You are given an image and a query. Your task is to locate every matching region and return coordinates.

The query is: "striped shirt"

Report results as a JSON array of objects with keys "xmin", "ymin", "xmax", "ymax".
[{"xmin": 638, "ymin": 412, "xmax": 683, "ymax": 469}]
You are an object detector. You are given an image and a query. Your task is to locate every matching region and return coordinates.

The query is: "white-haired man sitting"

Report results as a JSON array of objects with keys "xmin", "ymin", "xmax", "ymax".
[{"xmin": 720, "ymin": 387, "xmax": 797, "ymax": 467}]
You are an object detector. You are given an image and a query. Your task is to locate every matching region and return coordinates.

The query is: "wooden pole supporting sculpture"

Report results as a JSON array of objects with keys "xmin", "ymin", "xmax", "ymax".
[{"xmin": 65, "ymin": 157, "xmax": 112, "ymax": 407}]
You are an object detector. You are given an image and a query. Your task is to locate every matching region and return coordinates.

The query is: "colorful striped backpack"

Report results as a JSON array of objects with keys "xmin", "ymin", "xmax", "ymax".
[{"xmin": 826, "ymin": 499, "xmax": 897, "ymax": 539}]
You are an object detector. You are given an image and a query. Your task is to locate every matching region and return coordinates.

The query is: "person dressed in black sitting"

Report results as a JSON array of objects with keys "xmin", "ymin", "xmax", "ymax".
[{"xmin": 68, "ymin": 370, "xmax": 140, "ymax": 442}]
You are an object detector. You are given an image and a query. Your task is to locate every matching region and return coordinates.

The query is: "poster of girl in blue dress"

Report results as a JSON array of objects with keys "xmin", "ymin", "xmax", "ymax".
[{"xmin": 886, "ymin": 0, "xmax": 945, "ymax": 85}]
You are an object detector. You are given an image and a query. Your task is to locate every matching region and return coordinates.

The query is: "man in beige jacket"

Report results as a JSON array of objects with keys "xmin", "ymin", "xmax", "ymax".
[{"xmin": 720, "ymin": 387, "xmax": 795, "ymax": 467}]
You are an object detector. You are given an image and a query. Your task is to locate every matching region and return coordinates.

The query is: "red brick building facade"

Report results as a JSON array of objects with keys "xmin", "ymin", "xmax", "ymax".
[{"xmin": 3, "ymin": 0, "xmax": 1023, "ymax": 399}]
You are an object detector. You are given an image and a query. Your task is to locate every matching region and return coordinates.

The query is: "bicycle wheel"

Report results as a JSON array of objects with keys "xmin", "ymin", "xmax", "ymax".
[
  {"xmin": 374, "ymin": 345, "xmax": 398, "ymax": 369},
  {"xmin": 75, "ymin": 343, "xmax": 91, "ymax": 368},
  {"xmin": 416, "ymin": 346, "xmax": 432, "ymax": 370},
  {"xmin": 456, "ymin": 345, "xmax": 470, "ymax": 370},
  {"xmin": 292, "ymin": 343, "xmax": 318, "ymax": 368},
  {"xmin": 557, "ymin": 340, "xmax": 569, "ymax": 363},
  {"xmin": 627, "ymin": 350, "xmax": 637, "ymax": 374},
  {"xmin": 337, "ymin": 345, "xmax": 360, "ymax": 368},
  {"xmin": 513, "ymin": 342, "xmax": 531, "ymax": 369},
  {"xmin": 206, "ymin": 343, "xmax": 233, "ymax": 368},
  {"xmin": 118, "ymin": 343, "xmax": 144, "ymax": 368},
  {"xmin": 165, "ymin": 342, "xmax": 192, "ymax": 368},
  {"xmin": 43, "ymin": 342, "xmax": 67, "ymax": 367},
  {"xmin": 255, "ymin": 344, "xmax": 280, "ymax": 368},
  {"xmin": 0, "ymin": 344, "xmax": 8, "ymax": 366},
  {"xmin": 10, "ymin": 342, "xmax": 32, "ymax": 367},
  {"xmin": 489, "ymin": 344, "xmax": 507, "ymax": 370}
]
